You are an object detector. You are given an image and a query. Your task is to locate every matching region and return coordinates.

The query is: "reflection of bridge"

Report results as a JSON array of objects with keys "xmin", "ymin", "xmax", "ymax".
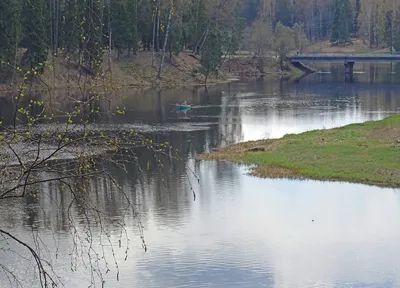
[{"xmin": 288, "ymin": 53, "xmax": 400, "ymax": 81}]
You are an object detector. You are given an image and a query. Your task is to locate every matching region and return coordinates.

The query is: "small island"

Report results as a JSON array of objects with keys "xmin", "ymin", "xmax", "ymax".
[{"xmin": 199, "ymin": 114, "xmax": 400, "ymax": 187}]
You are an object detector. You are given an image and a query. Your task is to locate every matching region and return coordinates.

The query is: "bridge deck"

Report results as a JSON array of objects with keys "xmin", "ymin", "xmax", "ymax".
[{"xmin": 289, "ymin": 53, "xmax": 400, "ymax": 63}]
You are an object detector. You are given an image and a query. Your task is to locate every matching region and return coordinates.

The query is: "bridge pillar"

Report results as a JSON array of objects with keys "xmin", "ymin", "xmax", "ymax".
[
  {"xmin": 344, "ymin": 61, "xmax": 354, "ymax": 83},
  {"xmin": 344, "ymin": 61, "xmax": 354, "ymax": 75}
]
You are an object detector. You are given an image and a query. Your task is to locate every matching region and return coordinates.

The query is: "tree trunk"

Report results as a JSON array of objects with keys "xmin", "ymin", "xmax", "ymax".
[
  {"xmin": 156, "ymin": 0, "xmax": 161, "ymax": 51},
  {"xmin": 218, "ymin": 51, "xmax": 229, "ymax": 70},
  {"xmin": 55, "ymin": 0, "xmax": 59, "ymax": 54},
  {"xmin": 11, "ymin": 29, "xmax": 19, "ymax": 85},
  {"xmin": 49, "ymin": 0, "xmax": 53, "ymax": 53},
  {"xmin": 193, "ymin": 0, "xmax": 200, "ymax": 50},
  {"xmin": 157, "ymin": 0, "xmax": 173, "ymax": 79},
  {"xmin": 194, "ymin": 0, "xmax": 230, "ymax": 54},
  {"xmin": 108, "ymin": 0, "xmax": 112, "ymax": 73},
  {"xmin": 152, "ymin": 0, "xmax": 158, "ymax": 66},
  {"xmin": 195, "ymin": 19, "xmax": 211, "ymax": 54}
]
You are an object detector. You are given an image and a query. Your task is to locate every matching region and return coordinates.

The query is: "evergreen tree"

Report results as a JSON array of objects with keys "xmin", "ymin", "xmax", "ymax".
[
  {"xmin": 275, "ymin": 0, "xmax": 293, "ymax": 27},
  {"xmin": 338, "ymin": 0, "xmax": 351, "ymax": 42},
  {"xmin": 376, "ymin": 4, "xmax": 386, "ymax": 48},
  {"xmin": 200, "ymin": 28, "xmax": 223, "ymax": 84},
  {"xmin": 369, "ymin": 6, "xmax": 376, "ymax": 47},
  {"xmin": 82, "ymin": 0, "xmax": 104, "ymax": 71},
  {"xmin": 0, "ymin": 0, "xmax": 20, "ymax": 78},
  {"xmin": 111, "ymin": 0, "xmax": 131, "ymax": 59},
  {"xmin": 138, "ymin": 0, "xmax": 153, "ymax": 50},
  {"xmin": 393, "ymin": 9, "xmax": 400, "ymax": 51},
  {"xmin": 21, "ymin": 0, "xmax": 48, "ymax": 71},
  {"xmin": 343, "ymin": 0, "xmax": 353, "ymax": 36},
  {"xmin": 330, "ymin": 0, "xmax": 352, "ymax": 43},
  {"xmin": 330, "ymin": 0, "xmax": 340, "ymax": 42},
  {"xmin": 62, "ymin": 0, "xmax": 81, "ymax": 53},
  {"xmin": 126, "ymin": 0, "xmax": 140, "ymax": 55},
  {"xmin": 242, "ymin": 0, "xmax": 261, "ymax": 24},
  {"xmin": 189, "ymin": 0, "xmax": 208, "ymax": 51},
  {"xmin": 385, "ymin": 10, "xmax": 394, "ymax": 52},
  {"xmin": 219, "ymin": 3, "xmax": 245, "ymax": 57},
  {"xmin": 353, "ymin": 0, "xmax": 361, "ymax": 37}
]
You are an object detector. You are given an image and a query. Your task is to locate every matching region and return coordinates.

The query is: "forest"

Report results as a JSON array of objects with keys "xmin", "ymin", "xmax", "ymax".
[{"xmin": 1, "ymin": 0, "xmax": 400, "ymax": 83}]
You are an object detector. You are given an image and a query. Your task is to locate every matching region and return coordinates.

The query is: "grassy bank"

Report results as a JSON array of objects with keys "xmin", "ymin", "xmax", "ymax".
[{"xmin": 199, "ymin": 114, "xmax": 400, "ymax": 187}]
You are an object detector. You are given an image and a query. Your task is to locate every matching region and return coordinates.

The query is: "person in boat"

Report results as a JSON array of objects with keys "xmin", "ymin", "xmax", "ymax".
[{"xmin": 175, "ymin": 101, "xmax": 188, "ymax": 107}]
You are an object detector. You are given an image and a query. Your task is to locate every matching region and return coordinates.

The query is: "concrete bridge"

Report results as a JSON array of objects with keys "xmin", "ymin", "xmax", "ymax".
[{"xmin": 288, "ymin": 53, "xmax": 400, "ymax": 81}]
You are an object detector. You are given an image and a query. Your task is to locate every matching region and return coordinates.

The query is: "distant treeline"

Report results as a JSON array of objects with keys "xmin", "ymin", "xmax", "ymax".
[{"xmin": 1, "ymin": 0, "xmax": 399, "ymax": 80}]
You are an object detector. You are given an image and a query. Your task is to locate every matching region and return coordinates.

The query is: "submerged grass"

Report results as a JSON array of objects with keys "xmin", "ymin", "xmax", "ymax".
[{"xmin": 198, "ymin": 114, "xmax": 400, "ymax": 187}]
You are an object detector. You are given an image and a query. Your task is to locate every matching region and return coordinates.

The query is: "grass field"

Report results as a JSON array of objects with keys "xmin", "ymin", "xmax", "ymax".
[{"xmin": 198, "ymin": 114, "xmax": 400, "ymax": 187}]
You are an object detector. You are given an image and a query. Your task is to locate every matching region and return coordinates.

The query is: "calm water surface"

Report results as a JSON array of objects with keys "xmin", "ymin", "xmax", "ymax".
[{"xmin": 1, "ymin": 64, "xmax": 400, "ymax": 287}]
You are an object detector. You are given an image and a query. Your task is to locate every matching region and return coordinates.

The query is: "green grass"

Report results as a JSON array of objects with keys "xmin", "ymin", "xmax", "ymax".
[{"xmin": 199, "ymin": 114, "xmax": 400, "ymax": 187}]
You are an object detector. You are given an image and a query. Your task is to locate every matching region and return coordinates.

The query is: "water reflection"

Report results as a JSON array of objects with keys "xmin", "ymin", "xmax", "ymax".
[{"xmin": 0, "ymin": 64, "xmax": 400, "ymax": 287}]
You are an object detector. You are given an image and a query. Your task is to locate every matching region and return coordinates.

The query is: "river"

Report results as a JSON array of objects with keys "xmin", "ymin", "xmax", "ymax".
[{"xmin": 1, "ymin": 63, "xmax": 400, "ymax": 288}]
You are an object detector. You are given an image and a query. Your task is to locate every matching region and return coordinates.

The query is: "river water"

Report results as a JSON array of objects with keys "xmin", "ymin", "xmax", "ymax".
[{"xmin": 1, "ymin": 63, "xmax": 400, "ymax": 288}]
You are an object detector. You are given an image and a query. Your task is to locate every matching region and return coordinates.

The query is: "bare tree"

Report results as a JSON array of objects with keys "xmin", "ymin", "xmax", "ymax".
[
  {"xmin": 157, "ymin": 0, "xmax": 174, "ymax": 79},
  {"xmin": 0, "ymin": 14, "xmax": 197, "ymax": 285}
]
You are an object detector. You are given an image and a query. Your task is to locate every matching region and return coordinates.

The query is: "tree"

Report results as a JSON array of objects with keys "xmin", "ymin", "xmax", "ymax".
[
  {"xmin": 21, "ymin": 0, "xmax": 48, "ymax": 71},
  {"xmin": 273, "ymin": 22, "xmax": 295, "ymax": 69},
  {"xmin": 293, "ymin": 23, "xmax": 309, "ymax": 52},
  {"xmin": 353, "ymin": 0, "xmax": 361, "ymax": 37},
  {"xmin": 0, "ymin": 59, "xmax": 192, "ymax": 287},
  {"xmin": 82, "ymin": 0, "xmax": 104, "ymax": 72},
  {"xmin": 385, "ymin": 10, "xmax": 394, "ymax": 52},
  {"xmin": 111, "ymin": 0, "xmax": 131, "ymax": 59},
  {"xmin": 275, "ymin": 0, "xmax": 293, "ymax": 27},
  {"xmin": 242, "ymin": 0, "xmax": 261, "ymax": 23},
  {"xmin": 376, "ymin": 3, "xmax": 387, "ymax": 47},
  {"xmin": 394, "ymin": 8, "xmax": 400, "ymax": 51},
  {"xmin": 339, "ymin": 0, "xmax": 351, "ymax": 42},
  {"xmin": 219, "ymin": 1, "xmax": 245, "ymax": 63},
  {"xmin": 189, "ymin": 0, "xmax": 208, "ymax": 50},
  {"xmin": 200, "ymin": 29, "xmax": 223, "ymax": 84},
  {"xmin": 330, "ymin": 0, "xmax": 352, "ymax": 43},
  {"xmin": 62, "ymin": 0, "xmax": 81, "ymax": 54},
  {"xmin": 249, "ymin": 19, "xmax": 273, "ymax": 56},
  {"xmin": 157, "ymin": 0, "xmax": 174, "ymax": 79},
  {"xmin": 194, "ymin": 0, "xmax": 232, "ymax": 54},
  {"xmin": 0, "ymin": 0, "xmax": 20, "ymax": 82},
  {"xmin": 126, "ymin": 0, "xmax": 140, "ymax": 56},
  {"xmin": 330, "ymin": 0, "xmax": 340, "ymax": 42}
]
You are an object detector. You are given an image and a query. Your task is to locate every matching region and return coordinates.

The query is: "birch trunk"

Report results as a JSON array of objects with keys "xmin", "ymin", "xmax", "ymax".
[
  {"xmin": 194, "ymin": 0, "xmax": 230, "ymax": 54},
  {"xmin": 157, "ymin": 0, "xmax": 174, "ymax": 79},
  {"xmin": 152, "ymin": 1, "xmax": 158, "ymax": 66},
  {"xmin": 156, "ymin": 0, "xmax": 161, "ymax": 51}
]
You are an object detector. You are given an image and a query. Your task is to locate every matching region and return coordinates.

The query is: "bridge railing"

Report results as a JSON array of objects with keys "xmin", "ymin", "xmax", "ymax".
[{"xmin": 288, "ymin": 52, "xmax": 400, "ymax": 58}]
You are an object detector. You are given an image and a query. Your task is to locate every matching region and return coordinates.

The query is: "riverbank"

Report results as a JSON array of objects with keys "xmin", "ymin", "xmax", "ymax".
[
  {"xmin": 198, "ymin": 114, "xmax": 400, "ymax": 187},
  {"xmin": 0, "ymin": 51, "xmax": 301, "ymax": 92},
  {"xmin": 220, "ymin": 54, "xmax": 303, "ymax": 78},
  {"xmin": 304, "ymin": 39, "xmax": 391, "ymax": 53}
]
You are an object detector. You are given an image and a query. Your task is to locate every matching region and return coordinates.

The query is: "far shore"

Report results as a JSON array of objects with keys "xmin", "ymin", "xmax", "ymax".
[{"xmin": 0, "ymin": 50, "xmax": 303, "ymax": 93}]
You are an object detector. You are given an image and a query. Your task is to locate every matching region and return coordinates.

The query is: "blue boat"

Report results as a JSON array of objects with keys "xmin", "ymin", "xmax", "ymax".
[
  {"xmin": 177, "ymin": 104, "xmax": 191, "ymax": 110},
  {"xmin": 170, "ymin": 103, "xmax": 191, "ymax": 110}
]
